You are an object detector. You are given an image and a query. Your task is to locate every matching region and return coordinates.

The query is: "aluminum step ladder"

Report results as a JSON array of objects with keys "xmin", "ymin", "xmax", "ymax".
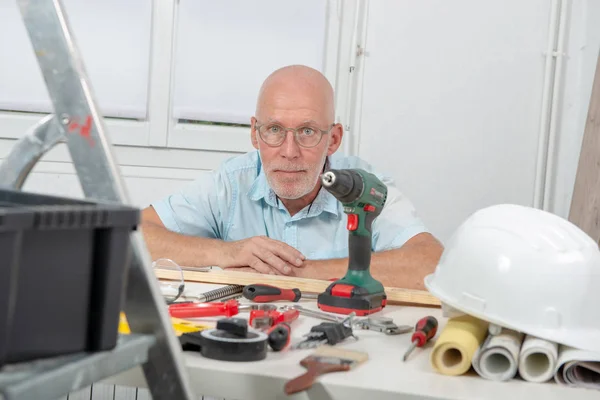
[{"xmin": 0, "ymin": 0, "xmax": 195, "ymax": 399}]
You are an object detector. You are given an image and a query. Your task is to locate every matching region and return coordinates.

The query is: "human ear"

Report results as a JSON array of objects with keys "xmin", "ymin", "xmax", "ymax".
[
  {"xmin": 251, "ymin": 117, "xmax": 259, "ymax": 149},
  {"xmin": 326, "ymin": 123, "xmax": 344, "ymax": 155}
]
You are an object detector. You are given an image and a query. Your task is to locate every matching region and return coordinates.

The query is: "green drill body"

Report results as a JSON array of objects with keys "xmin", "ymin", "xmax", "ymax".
[{"xmin": 317, "ymin": 168, "xmax": 388, "ymax": 315}]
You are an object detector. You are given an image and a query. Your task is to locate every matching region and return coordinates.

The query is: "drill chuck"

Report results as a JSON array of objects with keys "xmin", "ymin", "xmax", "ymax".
[
  {"xmin": 320, "ymin": 169, "xmax": 363, "ymax": 203},
  {"xmin": 321, "ymin": 171, "xmax": 336, "ymax": 187}
]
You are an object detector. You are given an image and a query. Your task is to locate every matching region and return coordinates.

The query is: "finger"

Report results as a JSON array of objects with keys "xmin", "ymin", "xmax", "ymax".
[
  {"xmin": 249, "ymin": 257, "xmax": 279, "ymax": 275},
  {"xmin": 255, "ymin": 248, "xmax": 294, "ymax": 275},
  {"xmin": 264, "ymin": 239, "xmax": 305, "ymax": 267}
]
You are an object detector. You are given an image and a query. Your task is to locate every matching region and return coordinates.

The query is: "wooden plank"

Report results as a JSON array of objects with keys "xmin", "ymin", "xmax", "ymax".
[
  {"xmin": 155, "ymin": 269, "xmax": 441, "ymax": 307},
  {"xmin": 90, "ymin": 383, "xmax": 115, "ymax": 400},
  {"xmin": 569, "ymin": 50, "xmax": 600, "ymax": 241}
]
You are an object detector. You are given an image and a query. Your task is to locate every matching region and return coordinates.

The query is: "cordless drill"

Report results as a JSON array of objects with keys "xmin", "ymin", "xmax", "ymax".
[{"xmin": 317, "ymin": 168, "xmax": 387, "ymax": 316}]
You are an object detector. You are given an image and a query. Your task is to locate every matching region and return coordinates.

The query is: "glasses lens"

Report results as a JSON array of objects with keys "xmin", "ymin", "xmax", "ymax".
[
  {"xmin": 152, "ymin": 258, "xmax": 184, "ymax": 303},
  {"xmin": 296, "ymin": 126, "xmax": 322, "ymax": 147},
  {"xmin": 260, "ymin": 124, "xmax": 285, "ymax": 145}
]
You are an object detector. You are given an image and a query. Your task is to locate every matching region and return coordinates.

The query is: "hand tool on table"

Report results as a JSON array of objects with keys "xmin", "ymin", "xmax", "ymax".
[
  {"xmin": 403, "ymin": 316, "xmax": 438, "ymax": 361},
  {"xmin": 354, "ymin": 316, "xmax": 413, "ymax": 335},
  {"xmin": 284, "ymin": 345, "xmax": 369, "ymax": 395},
  {"xmin": 292, "ymin": 313, "xmax": 358, "ymax": 350},
  {"xmin": 243, "ymin": 283, "xmax": 318, "ymax": 302},
  {"xmin": 284, "ymin": 304, "xmax": 343, "ymax": 322},
  {"xmin": 267, "ymin": 323, "xmax": 292, "ymax": 352},
  {"xmin": 179, "ymin": 317, "xmax": 268, "ymax": 362},
  {"xmin": 288, "ymin": 305, "xmax": 410, "ymax": 336},
  {"xmin": 249, "ymin": 308, "xmax": 299, "ymax": 351},
  {"xmin": 249, "ymin": 308, "xmax": 300, "ymax": 330},
  {"xmin": 119, "ymin": 313, "xmax": 211, "ymax": 336},
  {"xmin": 317, "ymin": 168, "xmax": 388, "ymax": 316},
  {"xmin": 168, "ymin": 299, "xmax": 276, "ymax": 319},
  {"xmin": 179, "ymin": 284, "xmax": 244, "ymax": 303}
]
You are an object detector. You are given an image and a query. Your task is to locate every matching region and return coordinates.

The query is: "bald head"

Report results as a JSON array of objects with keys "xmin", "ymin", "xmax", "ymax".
[{"xmin": 255, "ymin": 65, "xmax": 335, "ymax": 122}]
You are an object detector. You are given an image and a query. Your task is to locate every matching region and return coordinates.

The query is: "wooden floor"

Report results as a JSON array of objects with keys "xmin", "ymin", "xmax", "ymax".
[{"xmin": 61, "ymin": 384, "xmax": 224, "ymax": 400}]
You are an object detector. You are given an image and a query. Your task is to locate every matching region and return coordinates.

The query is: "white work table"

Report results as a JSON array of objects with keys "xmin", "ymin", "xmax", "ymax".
[{"xmin": 104, "ymin": 283, "xmax": 598, "ymax": 400}]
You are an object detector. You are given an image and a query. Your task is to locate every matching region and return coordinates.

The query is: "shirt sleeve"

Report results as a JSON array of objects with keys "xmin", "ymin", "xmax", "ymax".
[
  {"xmin": 150, "ymin": 168, "xmax": 232, "ymax": 239},
  {"xmin": 332, "ymin": 155, "xmax": 429, "ymax": 251},
  {"xmin": 371, "ymin": 175, "xmax": 429, "ymax": 251}
]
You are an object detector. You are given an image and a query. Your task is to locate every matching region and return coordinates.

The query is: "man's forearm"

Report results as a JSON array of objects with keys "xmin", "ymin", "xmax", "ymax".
[
  {"xmin": 140, "ymin": 222, "xmax": 225, "ymax": 267},
  {"xmin": 294, "ymin": 233, "xmax": 443, "ymax": 290}
]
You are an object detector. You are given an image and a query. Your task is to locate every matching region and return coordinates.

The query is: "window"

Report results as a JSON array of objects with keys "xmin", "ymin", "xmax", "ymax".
[
  {"xmin": 0, "ymin": 0, "xmax": 152, "ymax": 120},
  {"xmin": 171, "ymin": 0, "xmax": 328, "ymax": 125}
]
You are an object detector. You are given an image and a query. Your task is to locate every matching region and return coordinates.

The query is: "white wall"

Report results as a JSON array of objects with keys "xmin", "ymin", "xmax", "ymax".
[
  {"xmin": 549, "ymin": 0, "xmax": 600, "ymax": 219},
  {"xmin": 1, "ymin": 0, "xmax": 599, "ymax": 243},
  {"xmin": 352, "ymin": 0, "xmax": 600, "ymax": 241},
  {"xmin": 356, "ymin": 0, "xmax": 553, "ymax": 241}
]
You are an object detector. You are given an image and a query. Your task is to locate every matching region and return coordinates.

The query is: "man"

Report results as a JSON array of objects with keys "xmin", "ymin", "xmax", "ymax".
[{"xmin": 141, "ymin": 65, "xmax": 443, "ymax": 289}]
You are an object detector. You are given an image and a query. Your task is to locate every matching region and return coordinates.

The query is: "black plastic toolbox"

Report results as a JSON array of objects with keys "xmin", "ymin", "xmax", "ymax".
[{"xmin": 0, "ymin": 188, "xmax": 140, "ymax": 368}]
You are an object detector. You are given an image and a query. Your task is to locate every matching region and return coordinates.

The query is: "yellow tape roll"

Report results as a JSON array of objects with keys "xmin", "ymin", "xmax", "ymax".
[{"xmin": 430, "ymin": 314, "xmax": 489, "ymax": 376}]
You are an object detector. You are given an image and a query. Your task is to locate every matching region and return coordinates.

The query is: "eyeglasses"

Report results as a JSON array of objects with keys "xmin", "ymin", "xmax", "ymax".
[
  {"xmin": 152, "ymin": 258, "xmax": 184, "ymax": 304},
  {"xmin": 254, "ymin": 121, "xmax": 334, "ymax": 148}
]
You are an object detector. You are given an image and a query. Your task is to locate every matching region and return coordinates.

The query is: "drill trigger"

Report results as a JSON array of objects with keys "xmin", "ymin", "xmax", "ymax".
[{"xmin": 347, "ymin": 214, "xmax": 358, "ymax": 231}]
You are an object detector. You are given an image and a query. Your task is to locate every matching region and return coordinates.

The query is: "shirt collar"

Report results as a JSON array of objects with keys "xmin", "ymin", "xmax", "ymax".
[{"xmin": 247, "ymin": 154, "xmax": 339, "ymax": 217}]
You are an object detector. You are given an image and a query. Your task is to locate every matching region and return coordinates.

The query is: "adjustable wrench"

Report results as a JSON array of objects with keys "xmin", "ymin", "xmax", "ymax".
[
  {"xmin": 283, "ymin": 304, "xmax": 343, "ymax": 322},
  {"xmin": 354, "ymin": 316, "xmax": 412, "ymax": 335},
  {"xmin": 287, "ymin": 305, "xmax": 411, "ymax": 335}
]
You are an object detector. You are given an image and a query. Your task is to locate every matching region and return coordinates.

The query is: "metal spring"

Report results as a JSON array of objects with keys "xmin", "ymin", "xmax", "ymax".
[{"xmin": 199, "ymin": 284, "xmax": 244, "ymax": 302}]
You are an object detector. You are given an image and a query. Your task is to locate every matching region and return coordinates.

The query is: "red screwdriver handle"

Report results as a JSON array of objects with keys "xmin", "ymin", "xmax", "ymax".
[
  {"xmin": 243, "ymin": 284, "xmax": 301, "ymax": 302},
  {"xmin": 168, "ymin": 299, "xmax": 239, "ymax": 318},
  {"xmin": 410, "ymin": 316, "xmax": 438, "ymax": 347}
]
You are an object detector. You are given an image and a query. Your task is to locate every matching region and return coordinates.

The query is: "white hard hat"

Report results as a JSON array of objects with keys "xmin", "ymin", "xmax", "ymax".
[{"xmin": 424, "ymin": 203, "xmax": 600, "ymax": 353}]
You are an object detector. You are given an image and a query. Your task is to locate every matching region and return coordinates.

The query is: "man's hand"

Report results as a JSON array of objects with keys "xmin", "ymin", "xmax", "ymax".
[
  {"xmin": 293, "ymin": 233, "xmax": 443, "ymax": 289},
  {"xmin": 220, "ymin": 236, "xmax": 306, "ymax": 275}
]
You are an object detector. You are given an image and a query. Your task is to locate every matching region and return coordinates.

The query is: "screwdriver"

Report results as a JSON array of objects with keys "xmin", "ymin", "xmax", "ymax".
[
  {"xmin": 243, "ymin": 284, "xmax": 318, "ymax": 303},
  {"xmin": 402, "ymin": 316, "xmax": 438, "ymax": 361}
]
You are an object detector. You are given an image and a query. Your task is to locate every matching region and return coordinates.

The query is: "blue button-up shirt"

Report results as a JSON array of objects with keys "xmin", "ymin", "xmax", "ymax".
[{"xmin": 152, "ymin": 150, "xmax": 428, "ymax": 260}]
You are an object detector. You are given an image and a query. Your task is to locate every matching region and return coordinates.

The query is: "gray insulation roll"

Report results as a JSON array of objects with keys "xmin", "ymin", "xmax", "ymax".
[{"xmin": 472, "ymin": 328, "xmax": 524, "ymax": 381}]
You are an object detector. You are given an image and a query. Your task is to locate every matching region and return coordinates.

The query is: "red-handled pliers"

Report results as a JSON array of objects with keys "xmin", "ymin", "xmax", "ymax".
[
  {"xmin": 168, "ymin": 299, "xmax": 277, "ymax": 319},
  {"xmin": 249, "ymin": 307, "xmax": 300, "ymax": 330}
]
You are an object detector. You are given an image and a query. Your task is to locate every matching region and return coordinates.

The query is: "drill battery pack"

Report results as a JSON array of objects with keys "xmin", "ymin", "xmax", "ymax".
[{"xmin": 317, "ymin": 283, "xmax": 387, "ymax": 316}]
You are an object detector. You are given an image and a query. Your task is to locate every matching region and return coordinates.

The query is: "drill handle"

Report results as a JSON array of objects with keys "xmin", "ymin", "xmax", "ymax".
[{"xmin": 347, "ymin": 211, "xmax": 377, "ymax": 271}]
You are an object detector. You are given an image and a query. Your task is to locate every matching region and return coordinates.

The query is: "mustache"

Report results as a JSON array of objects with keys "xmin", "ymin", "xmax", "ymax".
[{"xmin": 268, "ymin": 165, "xmax": 308, "ymax": 172}]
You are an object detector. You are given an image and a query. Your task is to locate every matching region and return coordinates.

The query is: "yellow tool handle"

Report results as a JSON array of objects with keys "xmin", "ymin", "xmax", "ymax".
[{"xmin": 119, "ymin": 313, "xmax": 210, "ymax": 336}]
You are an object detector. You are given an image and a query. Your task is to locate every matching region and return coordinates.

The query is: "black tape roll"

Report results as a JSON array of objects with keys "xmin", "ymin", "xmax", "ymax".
[{"xmin": 200, "ymin": 329, "xmax": 268, "ymax": 362}]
